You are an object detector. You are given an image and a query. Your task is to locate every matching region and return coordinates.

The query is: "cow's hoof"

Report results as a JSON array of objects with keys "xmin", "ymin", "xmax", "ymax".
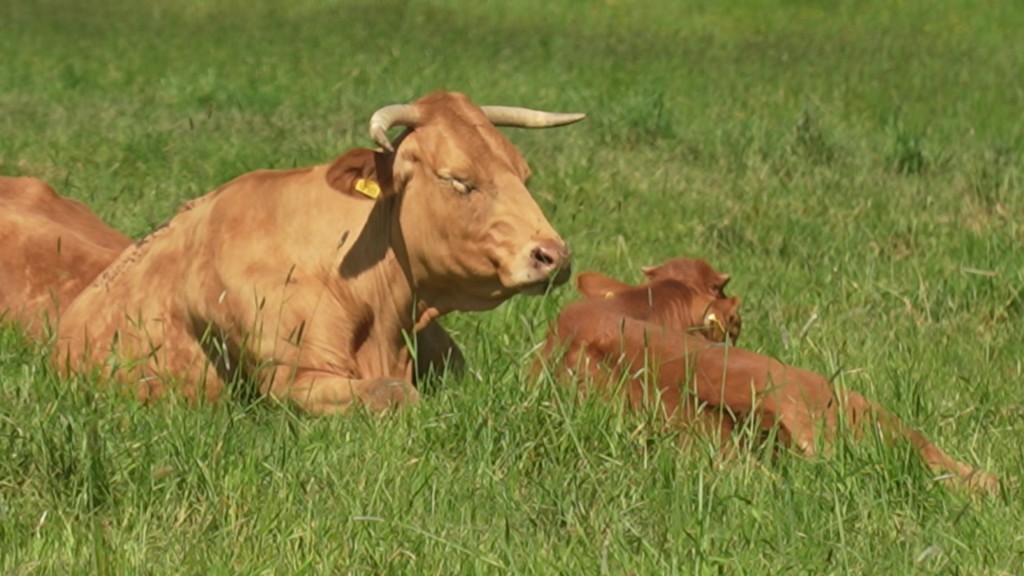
[{"xmin": 362, "ymin": 378, "xmax": 420, "ymax": 413}]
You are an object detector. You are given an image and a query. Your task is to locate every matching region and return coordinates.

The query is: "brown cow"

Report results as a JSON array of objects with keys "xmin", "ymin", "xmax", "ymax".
[
  {"xmin": 54, "ymin": 91, "xmax": 584, "ymax": 414},
  {"xmin": 0, "ymin": 177, "xmax": 131, "ymax": 334},
  {"xmin": 542, "ymin": 258, "xmax": 998, "ymax": 493}
]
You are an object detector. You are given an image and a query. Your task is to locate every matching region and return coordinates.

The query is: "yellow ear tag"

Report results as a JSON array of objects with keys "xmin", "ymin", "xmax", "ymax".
[
  {"xmin": 703, "ymin": 312, "xmax": 726, "ymax": 341},
  {"xmin": 604, "ymin": 291, "xmax": 615, "ymax": 299},
  {"xmin": 354, "ymin": 178, "xmax": 381, "ymax": 199}
]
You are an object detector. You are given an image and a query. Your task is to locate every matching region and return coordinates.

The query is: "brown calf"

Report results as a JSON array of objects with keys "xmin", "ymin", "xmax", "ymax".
[
  {"xmin": 542, "ymin": 258, "xmax": 997, "ymax": 493},
  {"xmin": 575, "ymin": 257, "xmax": 741, "ymax": 342}
]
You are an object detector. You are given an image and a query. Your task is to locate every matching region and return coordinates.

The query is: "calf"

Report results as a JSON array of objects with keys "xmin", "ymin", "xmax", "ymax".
[
  {"xmin": 574, "ymin": 256, "xmax": 741, "ymax": 342},
  {"xmin": 542, "ymin": 258, "xmax": 997, "ymax": 492}
]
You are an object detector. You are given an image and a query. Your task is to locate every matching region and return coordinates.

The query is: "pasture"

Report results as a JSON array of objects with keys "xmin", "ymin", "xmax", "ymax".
[{"xmin": 2, "ymin": 0, "xmax": 1023, "ymax": 572}]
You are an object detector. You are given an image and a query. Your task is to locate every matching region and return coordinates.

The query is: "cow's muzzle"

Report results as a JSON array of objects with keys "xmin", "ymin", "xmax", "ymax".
[{"xmin": 520, "ymin": 239, "xmax": 572, "ymax": 293}]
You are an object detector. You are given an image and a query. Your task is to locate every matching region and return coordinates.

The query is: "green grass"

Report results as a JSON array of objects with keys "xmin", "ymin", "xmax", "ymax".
[{"xmin": 2, "ymin": 0, "xmax": 1024, "ymax": 572}]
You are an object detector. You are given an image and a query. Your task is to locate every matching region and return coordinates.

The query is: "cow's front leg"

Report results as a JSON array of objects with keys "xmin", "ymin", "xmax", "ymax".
[
  {"xmin": 413, "ymin": 320, "xmax": 465, "ymax": 383},
  {"xmin": 266, "ymin": 368, "xmax": 420, "ymax": 415}
]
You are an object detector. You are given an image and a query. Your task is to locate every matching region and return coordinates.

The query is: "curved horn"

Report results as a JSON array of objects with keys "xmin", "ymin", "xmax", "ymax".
[
  {"xmin": 368, "ymin": 104, "xmax": 421, "ymax": 151},
  {"xmin": 481, "ymin": 106, "xmax": 586, "ymax": 128}
]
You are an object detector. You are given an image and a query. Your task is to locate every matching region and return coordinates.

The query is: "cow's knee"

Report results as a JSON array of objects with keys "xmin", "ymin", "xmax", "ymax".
[
  {"xmin": 288, "ymin": 376, "xmax": 419, "ymax": 415},
  {"xmin": 360, "ymin": 377, "xmax": 420, "ymax": 412}
]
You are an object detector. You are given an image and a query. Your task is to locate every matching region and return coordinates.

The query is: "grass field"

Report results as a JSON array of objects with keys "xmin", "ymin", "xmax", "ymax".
[{"xmin": 2, "ymin": 0, "xmax": 1024, "ymax": 572}]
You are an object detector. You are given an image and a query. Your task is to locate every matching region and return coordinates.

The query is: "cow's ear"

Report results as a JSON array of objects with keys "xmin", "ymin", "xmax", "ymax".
[
  {"xmin": 327, "ymin": 148, "xmax": 395, "ymax": 200},
  {"xmin": 577, "ymin": 272, "xmax": 634, "ymax": 299},
  {"xmin": 640, "ymin": 264, "xmax": 660, "ymax": 278}
]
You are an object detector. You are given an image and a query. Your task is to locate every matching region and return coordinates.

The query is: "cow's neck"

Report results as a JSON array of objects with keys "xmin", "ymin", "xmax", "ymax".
[{"xmin": 334, "ymin": 195, "xmax": 437, "ymax": 378}]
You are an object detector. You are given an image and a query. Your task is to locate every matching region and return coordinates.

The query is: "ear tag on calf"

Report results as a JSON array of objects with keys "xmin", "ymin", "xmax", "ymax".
[
  {"xmin": 604, "ymin": 291, "xmax": 615, "ymax": 299},
  {"xmin": 704, "ymin": 312, "xmax": 726, "ymax": 342},
  {"xmin": 355, "ymin": 178, "xmax": 381, "ymax": 200}
]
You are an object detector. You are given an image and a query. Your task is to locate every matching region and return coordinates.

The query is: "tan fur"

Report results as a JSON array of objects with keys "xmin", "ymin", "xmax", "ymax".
[
  {"xmin": 51, "ymin": 92, "xmax": 573, "ymax": 413},
  {"xmin": 542, "ymin": 257, "xmax": 998, "ymax": 493}
]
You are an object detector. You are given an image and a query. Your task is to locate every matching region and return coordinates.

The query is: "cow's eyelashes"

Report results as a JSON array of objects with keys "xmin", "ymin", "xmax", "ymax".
[
  {"xmin": 452, "ymin": 178, "xmax": 476, "ymax": 194},
  {"xmin": 438, "ymin": 174, "xmax": 475, "ymax": 195}
]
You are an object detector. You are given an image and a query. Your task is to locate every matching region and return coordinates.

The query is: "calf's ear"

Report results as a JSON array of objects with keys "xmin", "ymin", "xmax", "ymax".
[
  {"xmin": 724, "ymin": 295, "xmax": 741, "ymax": 313},
  {"xmin": 715, "ymin": 273, "xmax": 732, "ymax": 293},
  {"xmin": 576, "ymin": 272, "xmax": 634, "ymax": 299},
  {"xmin": 702, "ymin": 296, "xmax": 743, "ymax": 343},
  {"xmin": 722, "ymin": 296, "xmax": 742, "ymax": 342},
  {"xmin": 640, "ymin": 264, "xmax": 661, "ymax": 278}
]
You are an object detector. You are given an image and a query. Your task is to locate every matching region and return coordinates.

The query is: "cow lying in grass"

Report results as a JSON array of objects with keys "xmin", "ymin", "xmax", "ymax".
[
  {"xmin": 541, "ymin": 257, "xmax": 998, "ymax": 493},
  {"xmin": 2, "ymin": 92, "xmax": 585, "ymax": 414},
  {"xmin": 0, "ymin": 176, "xmax": 131, "ymax": 335}
]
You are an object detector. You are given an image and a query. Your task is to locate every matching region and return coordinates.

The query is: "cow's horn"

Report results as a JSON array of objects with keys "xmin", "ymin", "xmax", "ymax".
[
  {"xmin": 368, "ymin": 104, "xmax": 421, "ymax": 151},
  {"xmin": 481, "ymin": 106, "xmax": 586, "ymax": 128}
]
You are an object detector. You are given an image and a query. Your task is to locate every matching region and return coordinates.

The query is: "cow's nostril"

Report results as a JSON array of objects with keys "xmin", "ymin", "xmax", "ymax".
[{"xmin": 531, "ymin": 246, "xmax": 556, "ymax": 267}]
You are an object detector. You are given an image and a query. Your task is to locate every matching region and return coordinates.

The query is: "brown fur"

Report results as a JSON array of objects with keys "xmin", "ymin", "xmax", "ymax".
[
  {"xmin": 542, "ymin": 258, "xmax": 998, "ymax": 493},
  {"xmin": 575, "ymin": 256, "xmax": 741, "ymax": 342},
  {"xmin": 0, "ymin": 177, "xmax": 131, "ymax": 334}
]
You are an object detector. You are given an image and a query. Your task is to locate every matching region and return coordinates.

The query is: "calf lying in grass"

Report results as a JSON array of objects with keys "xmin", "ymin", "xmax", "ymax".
[{"xmin": 541, "ymin": 257, "xmax": 998, "ymax": 493}]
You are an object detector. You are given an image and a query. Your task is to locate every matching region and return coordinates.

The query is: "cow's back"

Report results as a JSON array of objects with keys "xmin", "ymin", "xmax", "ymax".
[
  {"xmin": 55, "ymin": 179, "xmax": 221, "ymax": 394},
  {"xmin": 54, "ymin": 163, "xmax": 369, "ymax": 402},
  {"xmin": 0, "ymin": 177, "xmax": 131, "ymax": 333}
]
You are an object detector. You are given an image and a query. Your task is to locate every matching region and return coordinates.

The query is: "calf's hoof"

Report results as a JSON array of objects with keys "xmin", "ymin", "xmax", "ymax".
[{"xmin": 960, "ymin": 469, "xmax": 1001, "ymax": 496}]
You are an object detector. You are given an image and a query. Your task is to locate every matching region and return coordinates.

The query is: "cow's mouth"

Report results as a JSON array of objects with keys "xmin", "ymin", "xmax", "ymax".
[{"xmin": 517, "ymin": 264, "xmax": 572, "ymax": 295}]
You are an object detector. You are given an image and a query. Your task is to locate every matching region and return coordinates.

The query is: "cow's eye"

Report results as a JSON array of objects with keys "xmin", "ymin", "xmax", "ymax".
[
  {"xmin": 450, "ymin": 178, "xmax": 474, "ymax": 195},
  {"xmin": 437, "ymin": 172, "xmax": 476, "ymax": 195},
  {"xmin": 439, "ymin": 173, "xmax": 475, "ymax": 195}
]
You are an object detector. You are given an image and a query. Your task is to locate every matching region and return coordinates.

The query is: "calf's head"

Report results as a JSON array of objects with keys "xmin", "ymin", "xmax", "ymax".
[
  {"xmin": 368, "ymin": 92, "xmax": 583, "ymax": 311},
  {"xmin": 576, "ymin": 257, "xmax": 742, "ymax": 342},
  {"xmin": 639, "ymin": 257, "xmax": 732, "ymax": 298}
]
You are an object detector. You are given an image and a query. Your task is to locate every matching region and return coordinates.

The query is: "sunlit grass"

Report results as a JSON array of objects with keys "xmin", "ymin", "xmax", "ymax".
[{"xmin": 2, "ymin": 0, "xmax": 1023, "ymax": 572}]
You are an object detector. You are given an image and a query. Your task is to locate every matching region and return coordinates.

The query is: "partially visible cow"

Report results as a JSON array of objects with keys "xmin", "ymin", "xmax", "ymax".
[
  {"xmin": 0, "ymin": 177, "xmax": 131, "ymax": 335},
  {"xmin": 575, "ymin": 257, "xmax": 741, "ymax": 342},
  {"xmin": 542, "ymin": 257, "xmax": 998, "ymax": 493},
  {"xmin": 50, "ymin": 91, "xmax": 584, "ymax": 414}
]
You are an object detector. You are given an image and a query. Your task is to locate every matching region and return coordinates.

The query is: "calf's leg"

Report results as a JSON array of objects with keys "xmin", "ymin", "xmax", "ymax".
[{"xmin": 689, "ymin": 349, "xmax": 999, "ymax": 493}]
